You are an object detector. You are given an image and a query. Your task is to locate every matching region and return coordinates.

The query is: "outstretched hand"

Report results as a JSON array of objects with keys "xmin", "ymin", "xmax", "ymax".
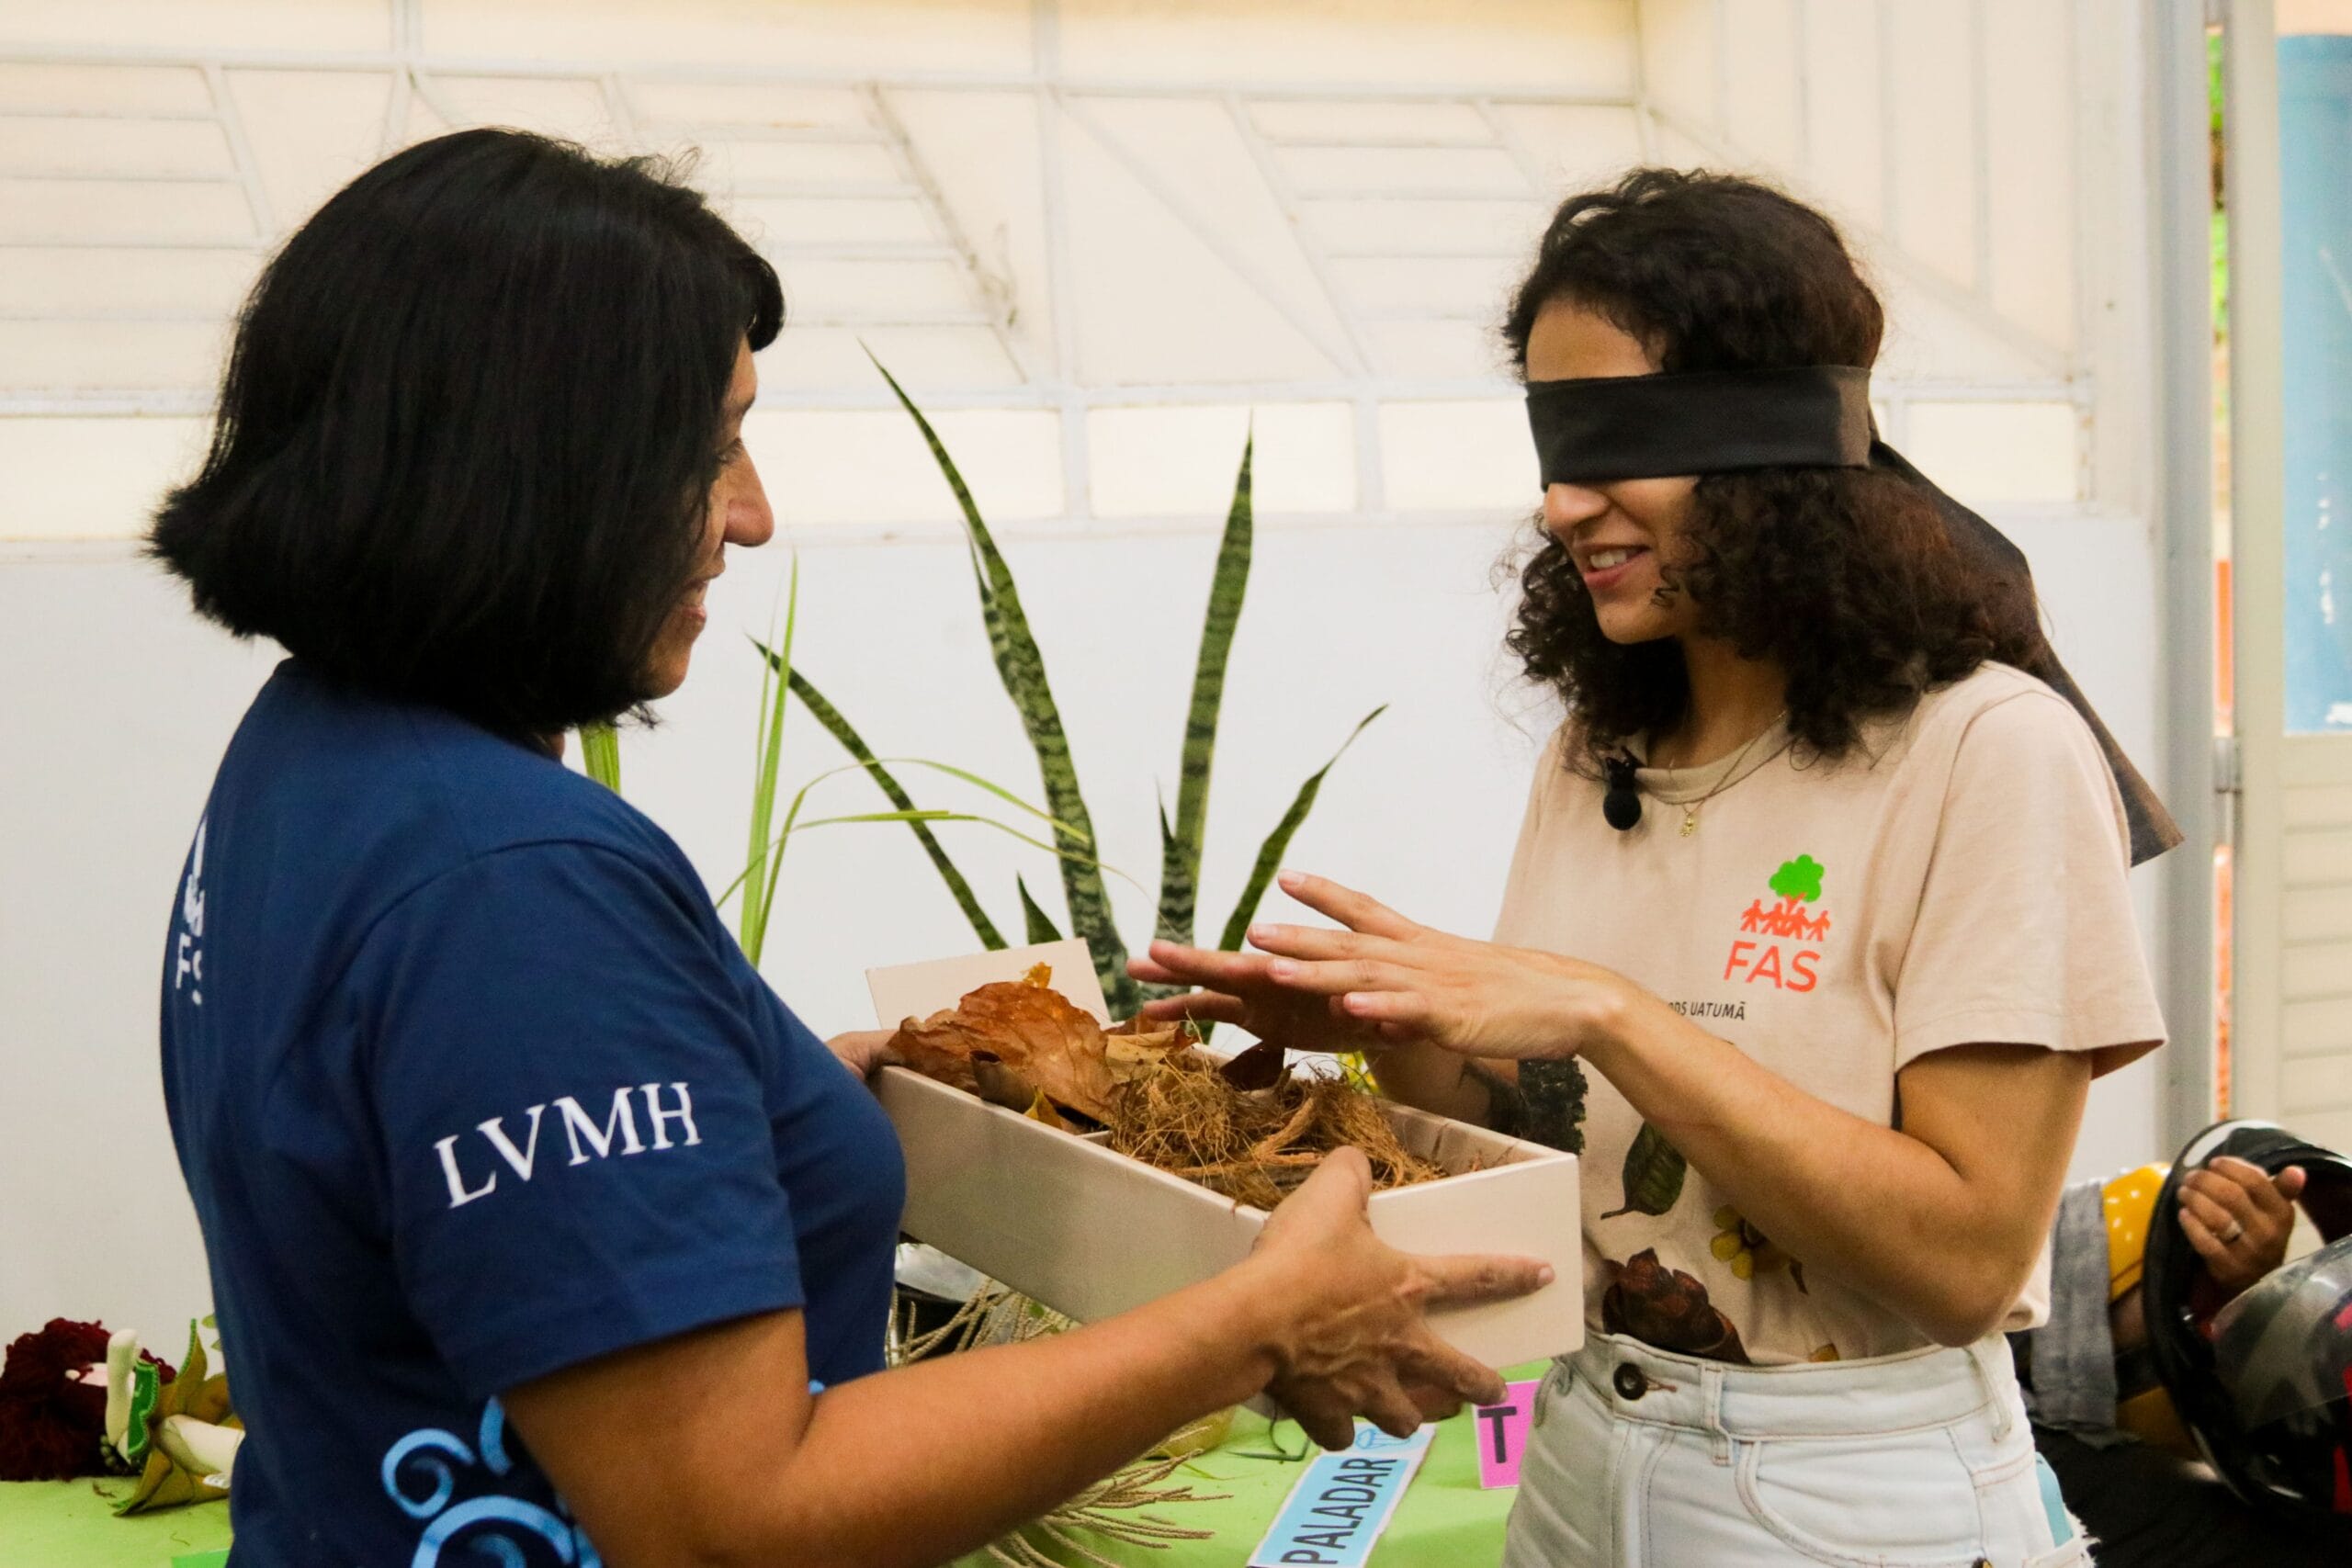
[
  {"xmin": 1249, "ymin": 1147, "xmax": 1552, "ymax": 1447},
  {"xmin": 1130, "ymin": 932, "xmax": 1387, "ymax": 1060},
  {"xmin": 1134, "ymin": 871, "xmax": 1632, "ymax": 1063}
]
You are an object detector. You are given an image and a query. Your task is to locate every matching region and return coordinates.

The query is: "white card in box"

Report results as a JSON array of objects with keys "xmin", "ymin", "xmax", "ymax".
[{"xmin": 876, "ymin": 1066, "xmax": 1583, "ymax": 1370}]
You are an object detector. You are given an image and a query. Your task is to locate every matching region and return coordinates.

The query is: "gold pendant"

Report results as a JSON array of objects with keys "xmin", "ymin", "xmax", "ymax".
[{"xmin": 1679, "ymin": 808, "xmax": 1699, "ymax": 837}]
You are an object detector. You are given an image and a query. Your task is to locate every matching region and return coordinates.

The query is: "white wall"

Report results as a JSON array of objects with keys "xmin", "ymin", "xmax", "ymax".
[{"xmin": 0, "ymin": 0, "xmax": 2179, "ymax": 1340}]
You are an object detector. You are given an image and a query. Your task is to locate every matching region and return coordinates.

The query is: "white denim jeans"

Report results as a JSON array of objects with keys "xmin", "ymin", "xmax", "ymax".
[{"xmin": 1501, "ymin": 1332, "xmax": 2092, "ymax": 1568}]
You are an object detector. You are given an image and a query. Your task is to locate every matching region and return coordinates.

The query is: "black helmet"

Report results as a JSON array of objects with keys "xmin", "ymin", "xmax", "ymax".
[
  {"xmin": 2144, "ymin": 1119, "xmax": 2352, "ymax": 1514},
  {"xmin": 2211, "ymin": 1233, "xmax": 2352, "ymax": 1510}
]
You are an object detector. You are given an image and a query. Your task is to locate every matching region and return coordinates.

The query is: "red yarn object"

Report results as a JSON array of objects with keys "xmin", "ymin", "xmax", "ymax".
[{"xmin": 0, "ymin": 1318, "xmax": 175, "ymax": 1482}]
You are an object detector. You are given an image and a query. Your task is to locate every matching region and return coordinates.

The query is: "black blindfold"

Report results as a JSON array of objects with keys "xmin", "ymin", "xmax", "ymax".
[
  {"xmin": 1526, "ymin": 366, "xmax": 2181, "ymax": 866},
  {"xmin": 1528, "ymin": 366, "xmax": 1874, "ymax": 484}
]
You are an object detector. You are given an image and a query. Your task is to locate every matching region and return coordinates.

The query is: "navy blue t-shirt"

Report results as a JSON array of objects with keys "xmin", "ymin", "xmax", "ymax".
[{"xmin": 161, "ymin": 660, "xmax": 904, "ymax": 1565}]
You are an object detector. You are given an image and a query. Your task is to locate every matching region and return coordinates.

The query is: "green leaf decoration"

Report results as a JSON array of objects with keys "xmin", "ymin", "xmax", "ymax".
[
  {"xmin": 1017, "ymin": 874, "xmax": 1064, "ymax": 943},
  {"xmin": 578, "ymin": 724, "xmax": 621, "ymax": 793},
  {"xmin": 868, "ymin": 350, "xmax": 1131, "ymax": 1012},
  {"xmin": 714, "ymin": 762, "xmax": 1123, "ymax": 908},
  {"xmin": 175, "ymin": 1319, "xmax": 208, "ymax": 1401},
  {"xmin": 1152, "ymin": 791, "xmax": 1182, "ymax": 943},
  {"xmin": 768, "ymin": 650, "xmax": 1006, "ymax": 952},
  {"xmin": 1158, "ymin": 434, "xmax": 1252, "ymax": 946},
  {"xmin": 740, "ymin": 557, "xmax": 801, "ymax": 965},
  {"xmin": 1216, "ymin": 705, "xmax": 1387, "ymax": 953},
  {"xmin": 122, "ymin": 1359, "xmax": 162, "ymax": 1467},
  {"xmin": 1769, "ymin": 854, "xmax": 1825, "ymax": 904},
  {"xmin": 1600, "ymin": 1121, "xmax": 1688, "ymax": 1219}
]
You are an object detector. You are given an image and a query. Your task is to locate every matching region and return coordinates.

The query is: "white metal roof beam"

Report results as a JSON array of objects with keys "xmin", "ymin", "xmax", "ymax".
[{"xmin": 0, "ymin": 44, "xmax": 1637, "ymax": 107}]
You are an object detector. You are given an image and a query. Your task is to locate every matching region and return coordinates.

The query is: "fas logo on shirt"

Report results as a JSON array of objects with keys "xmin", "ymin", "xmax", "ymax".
[{"xmin": 1723, "ymin": 854, "xmax": 1830, "ymax": 992}]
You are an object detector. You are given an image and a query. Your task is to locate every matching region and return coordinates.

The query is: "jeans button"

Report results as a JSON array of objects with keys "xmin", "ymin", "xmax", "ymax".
[{"xmin": 1611, "ymin": 1362, "xmax": 1648, "ymax": 1400}]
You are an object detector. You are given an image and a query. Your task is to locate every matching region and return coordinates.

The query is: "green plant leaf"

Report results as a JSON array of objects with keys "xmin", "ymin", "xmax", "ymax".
[
  {"xmin": 715, "ymin": 806, "xmax": 1130, "ymax": 909},
  {"xmin": 1216, "ymin": 705, "xmax": 1387, "ymax": 953},
  {"xmin": 741, "ymin": 557, "xmax": 800, "ymax": 964},
  {"xmin": 578, "ymin": 724, "xmax": 621, "ymax": 793},
  {"xmin": 1600, "ymin": 1121, "xmax": 1687, "ymax": 1219},
  {"xmin": 1159, "ymin": 433, "xmax": 1251, "ymax": 946},
  {"xmin": 767, "ymin": 650, "xmax": 1005, "ymax": 951},
  {"xmin": 1017, "ymin": 874, "xmax": 1063, "ymax": 943},
  {"xmin": 866, "ymin": 349, "xmax": 1132, "ymax": 1012}
]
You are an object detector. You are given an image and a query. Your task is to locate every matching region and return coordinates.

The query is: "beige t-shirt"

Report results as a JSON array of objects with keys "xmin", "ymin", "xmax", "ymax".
[{"xmin": 1492, "ymin": 663, "xmax": 2165, "ymax": 1366}]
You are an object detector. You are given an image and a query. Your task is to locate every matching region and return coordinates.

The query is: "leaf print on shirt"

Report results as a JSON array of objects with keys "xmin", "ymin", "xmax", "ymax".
[
  {"xmin": 1600, "ymin": 1121, "xmax": 1687, "ymax": 1218},
  {"xmin": 1600, "ymin": 1249, "xmax": 1751, "ymax": 1364}
]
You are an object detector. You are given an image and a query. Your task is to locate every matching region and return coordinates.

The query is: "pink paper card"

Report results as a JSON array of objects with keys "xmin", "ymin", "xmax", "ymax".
[{"xmin": 1473, "ymin": 1379, "xmax": 1544, "ymax": 1490}]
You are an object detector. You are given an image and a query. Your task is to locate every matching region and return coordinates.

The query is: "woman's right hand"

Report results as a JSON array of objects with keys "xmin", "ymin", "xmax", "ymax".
[
  {"xmin": 1238, "ymin": 1146, "xmax": 1553, "ymax": 1448},
  {"xmin": 1129, "ymin": 940, "xmax": 1385, "ymax": 1057}
]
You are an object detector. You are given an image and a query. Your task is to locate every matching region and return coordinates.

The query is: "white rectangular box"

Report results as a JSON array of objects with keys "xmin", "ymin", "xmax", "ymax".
[{"xmin": 876, "ymin": 1066, "xmax": 1582, "ymax": 1370}]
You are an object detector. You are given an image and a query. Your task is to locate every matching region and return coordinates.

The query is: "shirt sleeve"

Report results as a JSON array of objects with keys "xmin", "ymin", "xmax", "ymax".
[
  {"xmin": 1891, "ymin": 691, "xmax": 2166, "ymax": 1076},
  {"xmin": 345, "ymin": 841, "xmax": 801, "ymax": 1400},
  {"xmin": 1491, "ymin": 724, "xmax": 1567, "ymax": 944}
]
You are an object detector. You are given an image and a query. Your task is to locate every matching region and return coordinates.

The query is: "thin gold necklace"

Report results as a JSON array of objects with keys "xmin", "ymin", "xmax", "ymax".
[{"xmin": 1658, "ymin": 710, "xmax": 1788, "ymax": 837}]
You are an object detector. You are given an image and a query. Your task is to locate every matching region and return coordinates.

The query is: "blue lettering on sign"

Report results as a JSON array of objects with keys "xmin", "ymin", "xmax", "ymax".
[{"xmin": 1247, "ymin": 1424, "xmax": 1435, "ymax": 1568}]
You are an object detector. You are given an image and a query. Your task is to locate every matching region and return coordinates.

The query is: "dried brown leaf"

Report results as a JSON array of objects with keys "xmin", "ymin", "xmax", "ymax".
[
  {"xmin": 891, "ymin": 978, "xmax": 1120, "ymax": 1122},
  {"xmin": 1216, "ymin": 1038, "xmax": 1286, "ymax": 1090}
]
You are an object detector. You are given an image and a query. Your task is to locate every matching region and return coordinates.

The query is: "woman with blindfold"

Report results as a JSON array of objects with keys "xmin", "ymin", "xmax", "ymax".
[{"xmin": 1137, "ymin": 169, "xmax": 2175, "ymax": 1566}]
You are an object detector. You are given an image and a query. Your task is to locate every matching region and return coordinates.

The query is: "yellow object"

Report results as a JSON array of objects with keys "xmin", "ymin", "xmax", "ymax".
[
  {"xmin": 1154, "ymin": 1406, "xmax": 1236, "ymax": 1461},
  {"xmin": 2116, "ymin": 1385, "xmax": 2199, "ymax": 1460},
  {"xmin": 2102, "ymin": 1164, "xmax": 2165, "ymax": 1303},
  {"xmin": 2102, "ymin": 1163, "xmax": 2199, "ymax": 1459},
  {"xmin": 1709, "ymin": 1204, "xmax": 1794, "ymax": 1282}
]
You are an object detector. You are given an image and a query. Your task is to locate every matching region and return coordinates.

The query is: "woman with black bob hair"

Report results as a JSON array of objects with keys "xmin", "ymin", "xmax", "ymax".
[
  {"xmin": 153, "ymin": 128, "xmax": 1544, "ymax": 1568},
  {"xmin": 1141, "ymin": 168, "xmax": 2171, "ymax": 1563}
]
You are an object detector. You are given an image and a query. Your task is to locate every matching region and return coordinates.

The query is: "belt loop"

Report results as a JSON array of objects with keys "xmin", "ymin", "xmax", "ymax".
[
  {"xmin": 1964, "ymin": 1338, "xmax": 2015, "ymax": 1440},
  {"xmin": 1702, "ymin": 1363, "xmax": 1731, "ymax": 1463}
]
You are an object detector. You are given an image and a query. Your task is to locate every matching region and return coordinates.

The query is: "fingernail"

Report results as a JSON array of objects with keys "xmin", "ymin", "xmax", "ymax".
[
  {"xmin": 1266, "ymin": 959, "xmax": 1297, "ymax": 980},
  {"xmin": 1277, "ymin": 869, "xmax": 1303, "ymax": 890},
  {"xmin": 1537, "ymin": 1266, "xmax": 1556, "ymax": 1287},
  {"xmin": 1248, "ymin": 923, "xmax": 1275, "ymax": 944}
]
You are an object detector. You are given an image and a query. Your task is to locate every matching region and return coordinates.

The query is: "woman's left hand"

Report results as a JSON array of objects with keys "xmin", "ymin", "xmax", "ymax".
[
  {"xmin": 1219, "ymin": 871, "xmax": 1639, "ymax": 1062},
  {"xmin": 2178, "ymin": 1156, "xmax": 2306, "ymax": 1298},
  {"xmin": 825, "ymin": 1029, "xmax": 898, "ymax": 1080}
]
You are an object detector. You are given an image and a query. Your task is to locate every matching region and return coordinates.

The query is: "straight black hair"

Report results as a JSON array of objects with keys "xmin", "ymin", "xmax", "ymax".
[{"xmin": 152, "ymin": 128, "xmax": 784, "ymax": 739}]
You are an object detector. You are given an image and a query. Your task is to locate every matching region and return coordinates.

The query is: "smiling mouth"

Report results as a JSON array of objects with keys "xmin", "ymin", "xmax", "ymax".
[{"xmin": 1583, "ymin": 545, "xmax": 1649, "ymax": 572}]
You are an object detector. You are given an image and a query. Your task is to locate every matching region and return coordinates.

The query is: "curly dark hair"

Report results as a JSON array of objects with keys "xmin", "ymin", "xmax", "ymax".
[{"xmin": 1501, "ymin": 168, "xmax": 2042, "ymax": 769}]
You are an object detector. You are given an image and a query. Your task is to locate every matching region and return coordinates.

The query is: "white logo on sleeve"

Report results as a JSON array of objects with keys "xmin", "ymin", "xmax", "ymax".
[
  {"xmin": 432, "ymin": 1082, "xmax": 703, "ymax": 1210},
  {"xmin": 175, "ymin": 817, "xmax": 208, "ymax": 1007}
]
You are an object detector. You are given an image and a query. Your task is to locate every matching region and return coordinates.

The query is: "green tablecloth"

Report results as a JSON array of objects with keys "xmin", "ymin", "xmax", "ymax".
[
  {"xmin": 0, "ymin": 1372, "xmax": 1531, "ymax": 1568},
  {"xmin": 0, "ymin": 1480, "xmax": 230, "ymax": 1567},
  {"xmin": 950, "ymin": 1391, "xmax": 1522, "ymax": 1568}
]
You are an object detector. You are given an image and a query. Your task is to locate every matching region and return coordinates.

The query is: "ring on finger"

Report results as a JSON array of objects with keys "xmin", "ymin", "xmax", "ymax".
[{"xmin": 2220, "ymin": 1218, "xmax": 2245, "ymax": 1245}]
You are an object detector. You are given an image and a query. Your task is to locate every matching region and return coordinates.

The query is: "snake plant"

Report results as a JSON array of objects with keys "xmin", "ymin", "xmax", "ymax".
[{"xmin": 779, "ymin": 357, "xmax": 1385, "ymax": 1017}]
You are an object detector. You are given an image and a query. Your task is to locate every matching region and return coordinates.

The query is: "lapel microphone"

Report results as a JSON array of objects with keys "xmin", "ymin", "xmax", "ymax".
[{"xmin": 1601, "ymin": 752, "xmax": 1642, "ymax": 831}]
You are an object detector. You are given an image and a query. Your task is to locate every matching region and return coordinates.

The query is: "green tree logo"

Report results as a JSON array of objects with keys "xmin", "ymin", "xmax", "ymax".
[{"xmin": 1769, "ymin": 855, "xmax": 1825, "ymax": 904}]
